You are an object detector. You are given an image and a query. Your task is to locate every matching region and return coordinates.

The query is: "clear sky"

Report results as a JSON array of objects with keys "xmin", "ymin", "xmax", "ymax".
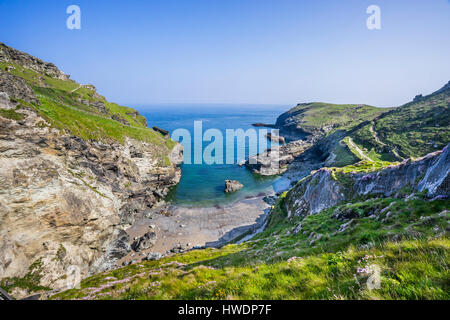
[{"xmin": 1, "ymin": 0, "xmax": 449, "ymax": 107}]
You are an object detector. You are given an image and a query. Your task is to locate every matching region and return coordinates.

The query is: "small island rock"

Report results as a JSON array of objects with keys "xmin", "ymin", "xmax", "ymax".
[{"xmin": 224, "ymin": 180, "xmax": 244, "ymax": 193}]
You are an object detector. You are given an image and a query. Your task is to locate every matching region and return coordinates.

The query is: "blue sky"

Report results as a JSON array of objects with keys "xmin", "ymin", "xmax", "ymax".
[{"xmin": 1, "ymin": 0, "xmax": 449, "ymax": 107}]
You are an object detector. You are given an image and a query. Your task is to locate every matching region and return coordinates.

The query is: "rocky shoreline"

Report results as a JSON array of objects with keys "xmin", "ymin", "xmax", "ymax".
[{"xmin": 118, "ymin": 195, "xmax": 272, "ymax": 266}]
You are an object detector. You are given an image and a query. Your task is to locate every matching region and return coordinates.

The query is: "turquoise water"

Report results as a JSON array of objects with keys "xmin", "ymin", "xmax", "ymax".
[{"xmin": 139, "ymin": 104, "xmax": 289, "ymax": 206}]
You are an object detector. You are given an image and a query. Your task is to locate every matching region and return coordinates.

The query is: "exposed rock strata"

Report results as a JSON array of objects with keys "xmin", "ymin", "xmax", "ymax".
[
  {"xmin": 245, "ymin": 140, "xmax": 310, "ymax": 176},
  {"xmin": 0, "ymin": 94, "xmax": 181, "ymax": 297},
  {"xmin": 0, "ymin": 43, "xmax": 69, "ymax": 81},
  {"xmin": 284, "ymin": 146, "xmax": 450, "ymax": 218}
]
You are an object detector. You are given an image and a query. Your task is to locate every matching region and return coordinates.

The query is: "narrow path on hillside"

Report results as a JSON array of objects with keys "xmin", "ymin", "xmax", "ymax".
[
  {"xmin": 369, "ymin": 123, "xmax": 404, "ymax": 160},
  {"xmin": 347, "ymin": 137, "xmax": 372, "ymax": 161},
  {"xmin": 70, "ymin": 84, "xmax": 82, "ymax": 93},
  {"xmin": 369, "ymin": 123, "xmax": 386, "ymax": 146},
  {"xmin": 391, "ymin": 148, "xmax": 403, "ymax": 160}
]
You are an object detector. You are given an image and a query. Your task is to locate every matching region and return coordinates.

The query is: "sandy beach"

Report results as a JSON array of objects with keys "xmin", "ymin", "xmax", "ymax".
[{"xmin": 119, "ymin": 195, "xmax": 271, "ymax": 265}]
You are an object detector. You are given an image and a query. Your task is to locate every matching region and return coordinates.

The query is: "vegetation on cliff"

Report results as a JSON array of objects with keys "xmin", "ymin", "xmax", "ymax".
[
  {"xmin": 275, "ymin": 82, "xmax": 449, "ymax": 171},
  {"xmin": 276, "ymin": 102, "xmax": 391, "ymax": 138},
  {"xmin": 0, "ymin": 43, "xmax": 182, "ymax": 298},
  {"xmin": 52, "ymin": 193, "xmax": 449, "ymax": 300},
  {"xmin": 0, "ymin": 43, "xmax": 175, "ymax": 157},
  {"xmin": 350, "ymin": 85, "xmax": 450, "ymax": 161},
  {"xmin": 1, "ymin": 43, "xmax": 448, "ymax": 300}
]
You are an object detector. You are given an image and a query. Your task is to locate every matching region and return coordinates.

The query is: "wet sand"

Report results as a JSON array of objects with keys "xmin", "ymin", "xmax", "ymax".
[{"xmin": 120, "ymin": 195, "xmax": 271, "ymax": 264}]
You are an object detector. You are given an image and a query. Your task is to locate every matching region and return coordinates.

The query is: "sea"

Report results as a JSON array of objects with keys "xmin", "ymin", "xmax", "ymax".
[{"xmin": 138, "ymin": 104, "xmax": 291, "ymax": 206}]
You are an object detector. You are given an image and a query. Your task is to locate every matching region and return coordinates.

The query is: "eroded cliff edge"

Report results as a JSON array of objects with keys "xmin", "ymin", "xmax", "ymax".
[
  {"xmin": 284, "ymin": 146, "xmax": 449, "ymax": 218},
  {"xmin": 0, "ymin": 43, "xmax": 182, "ymax": 297}
]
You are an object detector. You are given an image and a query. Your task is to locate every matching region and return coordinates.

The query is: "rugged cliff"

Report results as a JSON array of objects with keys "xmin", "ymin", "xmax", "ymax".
[
  {"xmin": 284, "ymin": 145, "xmax": 449, "ymax": 218},
  {"xmin": 246, "ymin": 103, "xmax": 391, "ymax": 175},
  {"xmin": 0, "ymin": 44, "xmax": 182, "ymax": 298},
  {"xmin": 249, "ymin": 83, "xmax": 449, "ymax": 177}
]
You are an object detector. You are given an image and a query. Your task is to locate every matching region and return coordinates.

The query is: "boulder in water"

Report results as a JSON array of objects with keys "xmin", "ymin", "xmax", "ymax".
[{"xmin": 224, "ymin": 180, "xmax": 243, "ymax": 193}]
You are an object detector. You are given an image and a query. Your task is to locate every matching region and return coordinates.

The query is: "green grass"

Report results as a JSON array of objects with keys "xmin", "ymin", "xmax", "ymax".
[
  {"xmin": 51, "ymin": 237, "xmax": 449, "ymax": 300},
  {"xmin": 0, "ymin": 259, "xmax": 52, "ymax": 296},
  {"xmin": 276, "ymin": 102, "xmax": 391, "ymax": 135},
  {"xmin": 1, "ymin": 60, "xmax": 177, "ymax": 156},
  {"xmin": 34, "ymin": 93, "xmax": 167, "ymax": 146},
  {"xmin": 0, "ymin": 108, "xmax": 25, "ymax": 121},
  {"xmin": 349, "ymin": 89, "xmax": 449, "ymax": 159},
  {"xmin": 51, "ymin": 196, "xmax": 449, "ymax": 300},
  {"xmin": 105, "ymin": 102, "xmax": 148, "ymax": 128}
]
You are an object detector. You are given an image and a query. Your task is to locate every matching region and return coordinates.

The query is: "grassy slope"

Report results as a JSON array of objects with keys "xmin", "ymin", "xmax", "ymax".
[
  {"xmin": 51, "ymin": 191, "xmax": 449, "ymax": 300},
  {"xmin": 276, "ymin": 102, "xmax": 396, "ymax": 168},
  {"xmin": 349, "ymin": 88, "xmax": 450, "ymax": 161},
  {"xmin": 0, "ymin": 61, "xmax": 175, "ymax": 159},
  {"xmin": 276, "ymin": 102, "xmax": 391, "ymax": 134},
  {"xmin": 278, "ymin": 87, "xmax": 448, "ymax": 166}
]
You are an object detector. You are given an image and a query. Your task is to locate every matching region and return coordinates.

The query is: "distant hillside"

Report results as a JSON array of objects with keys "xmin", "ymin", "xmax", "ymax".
[
  {"xmin": 245, "ymin": 102, "xmax": 393, "ymax": 175},
  {"xmin": 273, "ymin": 82, "xmax": 450, "ymax": 174},
  {"xmin": 350, "ymin": 82, "xmax": 450, "ymax": 161},
  {"xmin": 275, "ymin": 102, "xmax": 392, "ymax": 140}
]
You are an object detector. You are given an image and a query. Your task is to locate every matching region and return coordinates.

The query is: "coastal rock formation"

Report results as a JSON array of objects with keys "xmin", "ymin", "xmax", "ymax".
[
  {"xmin": 245, "ymin": 140, "xmax": 310, "ymax": 175},
  {"xmin": 0, "ymin": 43, "xmax": 70, "ymax": 81},
  {"xmin": 246, "ymin": 103, "xmax": 389, "ymax": 176},
  {"xmin": 224, "ymin": 180, "xmax": 243, "ymax": 193},
  {"xmin": 249, "ymin": 82, "xmax": 449, "ymax": 179},
  {"xmin": 266, "ymin": 132, "xmax": 285, "ymax": 144},
  {"xmin": 284, "ymin": 145, "xmax": 450, "ymax": 218},
  {"xmin": 131, "ymin": 232, "xmax": 158, "ymax": 252},
  {"xmin": 0, "ymin": 44, "xmax": 182, "ymax": 298}
]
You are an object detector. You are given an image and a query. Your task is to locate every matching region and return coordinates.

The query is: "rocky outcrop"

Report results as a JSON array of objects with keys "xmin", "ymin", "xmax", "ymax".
[
  {"xmin": 0, "ymin": 43, "xmax": 69, "ymax": 81},
  {"xmin": 266, "ymin": 133, "xmax": 285, "ymax": 144},
  {"xmin": 225, "ymin": 180, "xmax": 243, "ymax": 193},
  {"xmin": 0, "ymin": 69, "xmax": 39, "ymax": 104},
  {"xmin": 131, "ymin": 232, "xmax": 157, "ymax": 252},
  {"xmin": 0, "ymin": 91, "xmax": 181, "ymax": 297},
  {"xmin": 432, "ymin": 80, "xmax": 450, "ymax": 95},
  {"xmin": 284, "ymin": 145, "xmax": 449, "ymax": 218},
  {"xmin": 245, "ymin": 140, "xmax": 311, "ymax": 176}
]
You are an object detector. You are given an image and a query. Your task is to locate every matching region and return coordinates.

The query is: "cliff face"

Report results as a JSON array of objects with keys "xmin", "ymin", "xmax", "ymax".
[
  {"xmin": 0, "ymin": 43, "xmax": 69, "ymax": 81},
  {"xmin": 252, "ymin": 83, "xmax": 449, "ymax": 178},
  {"xmin": 0, "ymin": 44, "xmax": 182, "ymax": 297},
  {"xmin": 284, "ymin": 145, "xmax": 449, "ymax": 218},
  {"xmin": 247, "ymin": 103, "xmax": 390, "ymax": 176}
]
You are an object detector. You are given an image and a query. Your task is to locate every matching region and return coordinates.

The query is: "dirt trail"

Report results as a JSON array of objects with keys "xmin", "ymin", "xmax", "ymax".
[
  {"xmin": 369, "ymin": 123, "xmax": 386, "ymax": 146},
  {"xmin": 369, "ymin": 123, "xmax": 404, "ymax": 160},
  {"xmin": 347, "ymin": 137, "xmax": 371, "ymax": 161},
  {"xmin": 70, "ymin": 84, "xmax": 82, "ymax": 93}
]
